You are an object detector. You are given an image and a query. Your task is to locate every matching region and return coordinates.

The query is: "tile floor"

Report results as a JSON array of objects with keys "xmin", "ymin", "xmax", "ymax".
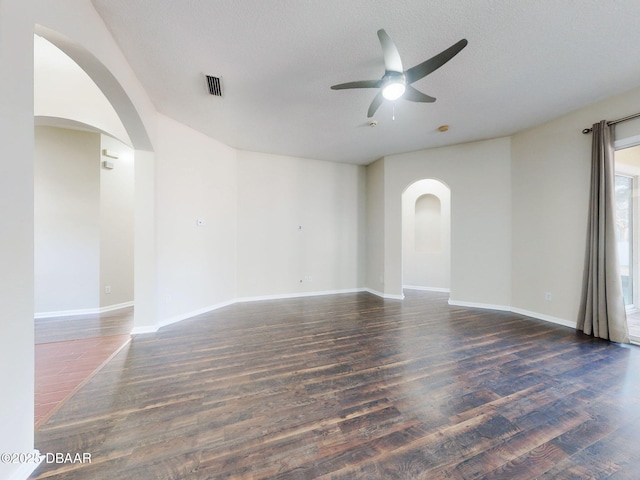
[
  {"xmin": 35, "ymin": 334, "xmax": 130, "ymax": 428},
  {"xmin": 34, "ymin": 309, "xmax": 133, "ymax": 429}
]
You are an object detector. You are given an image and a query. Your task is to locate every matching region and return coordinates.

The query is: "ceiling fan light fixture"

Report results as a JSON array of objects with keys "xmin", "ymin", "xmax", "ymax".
[
  {"xmin": 382, "ymin": 79, "xmax": 405, "ymax": 101},
  {"xmin": 330, "ymin": 29, "xmax": 468, "ymax": 117}
]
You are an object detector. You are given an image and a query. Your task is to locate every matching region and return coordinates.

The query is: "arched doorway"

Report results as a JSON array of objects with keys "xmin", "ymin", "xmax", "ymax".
[
  {"xmin": 34, "ymin": 25, "xmax": 156, "ymax": 330},
  {"xmin": 402, "ymin": 179, "xmax": 451, "ymax": 292},
  {"xmin": 32, "ymin": 28, "xmax": 155, "ymax": 427}
]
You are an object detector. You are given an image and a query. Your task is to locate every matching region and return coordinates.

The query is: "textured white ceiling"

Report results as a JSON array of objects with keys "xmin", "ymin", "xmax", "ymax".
[{"xmin": 91, "ymin": 0, "xmax": 640, "ymax": 165}]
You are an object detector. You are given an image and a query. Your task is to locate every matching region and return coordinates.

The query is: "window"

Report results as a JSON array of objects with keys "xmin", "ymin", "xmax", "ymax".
[{"xmin": 615, "ymin": 174, "xmax": 633, "ymax": 306}]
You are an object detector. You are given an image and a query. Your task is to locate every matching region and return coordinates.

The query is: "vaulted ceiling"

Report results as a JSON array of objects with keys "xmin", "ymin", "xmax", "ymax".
[{"xmin": 91, "ymin": 0, "xmax": 640, "ymax": 165}]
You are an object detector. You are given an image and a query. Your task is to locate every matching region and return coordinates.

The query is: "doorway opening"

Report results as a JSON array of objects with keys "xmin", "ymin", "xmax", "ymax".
[
  {"xmin": 33, "ymin": 33, "xmax": 137, "ymax": 427},
  {"xmin": 401, "ymin": 179, "xmax": 451, "ymax": 293}
]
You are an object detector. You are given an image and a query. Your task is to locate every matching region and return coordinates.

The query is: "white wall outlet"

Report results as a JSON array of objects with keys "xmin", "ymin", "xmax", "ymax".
[
  {"xmin": 544, "ymin": 292, "xmax": 552, "ymax": 301},
  {"xmin": 105, "ymin": 285, "xmax": 111, "ymax": 294},
  {"xmin": 196, "ymin": 219, "xmax": 206, "ymax": 226}
]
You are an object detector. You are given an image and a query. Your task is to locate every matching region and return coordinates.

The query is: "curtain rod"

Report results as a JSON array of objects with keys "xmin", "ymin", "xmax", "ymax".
[{"xmin": 582, "ymin": 112, "xmax": 640, "ymax": 134}]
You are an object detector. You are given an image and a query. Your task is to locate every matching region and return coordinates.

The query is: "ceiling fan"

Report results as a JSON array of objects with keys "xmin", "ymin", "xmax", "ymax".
[{"xmin": 331, "ymin": 29, "xmax": 468, "ymax": 118}]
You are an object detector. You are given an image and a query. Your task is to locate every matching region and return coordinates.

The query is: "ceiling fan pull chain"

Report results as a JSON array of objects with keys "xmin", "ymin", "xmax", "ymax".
[{"xmin": 393, "ymin": 103, "xmax": 396, "ymax": 121}]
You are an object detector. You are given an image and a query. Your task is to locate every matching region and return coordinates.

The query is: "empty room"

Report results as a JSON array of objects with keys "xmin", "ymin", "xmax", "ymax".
[{"xmin": 2, "ymin": 1, "xmax": 640, "ymax": 479}]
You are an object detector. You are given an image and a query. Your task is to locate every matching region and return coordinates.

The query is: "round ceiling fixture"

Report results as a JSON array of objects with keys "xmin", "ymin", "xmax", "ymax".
[{"xmin": 381, "ymin": 75, "xmax": 406, "ymax": 101}]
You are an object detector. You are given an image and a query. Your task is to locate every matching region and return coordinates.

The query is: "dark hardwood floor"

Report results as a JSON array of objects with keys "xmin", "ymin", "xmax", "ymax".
[
  {"xmin": 31, "ymin": 291, "xmax": 640, "ymax": 479},
  {"xmin": 35, "ymin": 307, "xmax": 134, "ymax": 344}
]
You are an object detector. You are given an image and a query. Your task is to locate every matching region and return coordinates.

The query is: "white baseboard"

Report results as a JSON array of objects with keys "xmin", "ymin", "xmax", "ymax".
[
  {"xmin": 7, "ymin": 450, "xmax": 42, "ymax": 480},
  {"xmin": 132, "ymin": 290, "xmax": 577, "ymax": 336},
  {"xmin": 448, "ymin": 299, "xmax": 576, "ymax": 329},
  {"xmin": 131, "ymin": 288, "xmax": 404, "ymax": 335},
  {"xmin": 510, "ymin": 307, "xmax": 576, "ymax": 329},
  {"xmin": 134, "ymin": 289, "xmax": 373, "ymax": 335},
  {"xmin": 35, "ymin": 301, "xmax": 134, "ymax": 319},
  {"xmin": 363, "ymin": 288, "xmax": 404, "ymax": 300},
  {"xmin": 99, "ymin": 301, "xmax": 135, "ymax": 313},
  {"xmin": 403, "ymin": 285, "xmax": 450, "ymax": 293},
  {"xmin": 130, "ymin": 325, "xmax": 158, "ymax": 335},
  {"xmin": 448, "ymin": 299, "xmax": 511, "ymax": 312},
  {"xmin": 156, "ymin": 300, "xmax": 237, "ymax": 331},
  {"xmin": 132, "ymin": 299, "xmax": 237, "ymax": 334},
  {"xmin": 236, "ymin": 288, "xmax": 365, "ymax": 304},
  {"xmin": 136, "ymin": 288, "xmax": 410, "ymax": 335}
]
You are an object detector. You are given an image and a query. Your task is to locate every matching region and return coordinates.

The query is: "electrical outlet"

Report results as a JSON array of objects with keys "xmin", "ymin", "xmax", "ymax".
[
  {"xmin": 105, "ymin": 285, "xmax": 111, "ymax": 294},
  {"xmin": 544, "ymin": 292, "xmax": 552, "ymax": 301}
]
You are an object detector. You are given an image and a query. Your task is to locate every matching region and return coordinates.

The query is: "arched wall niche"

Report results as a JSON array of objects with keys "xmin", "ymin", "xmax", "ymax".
[
  {"xmin": 402, "ymin": 178, "xmax": 451, "ymax": 291},
  {"xmin": 414, "ymin": 194, "xmax": 442, "ymax": 253}
]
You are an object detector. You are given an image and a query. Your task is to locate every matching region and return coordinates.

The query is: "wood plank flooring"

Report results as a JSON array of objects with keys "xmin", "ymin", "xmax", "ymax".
[
  {"xmin": 35, "ymin": 307, "xmax": 134, "ymax": 344},
  {"xmin": 31, "ymin": 291, "xmax": 640, "ymax": 479}
]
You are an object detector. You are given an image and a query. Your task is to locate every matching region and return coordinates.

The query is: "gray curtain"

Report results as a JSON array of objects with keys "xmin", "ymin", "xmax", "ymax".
[{"xmin": 577, "ymin": 120, "xmax": 629, "ymax": 343}]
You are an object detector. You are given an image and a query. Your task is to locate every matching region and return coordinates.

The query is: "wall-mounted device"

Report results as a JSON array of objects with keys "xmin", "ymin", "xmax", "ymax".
[
  {"xmin": 102, "ymin": 149, "xmax": 119, "ymax": 159},
  {"xmin": 102, "ymin": 149, "xmax": 118, "ymax": 169}
]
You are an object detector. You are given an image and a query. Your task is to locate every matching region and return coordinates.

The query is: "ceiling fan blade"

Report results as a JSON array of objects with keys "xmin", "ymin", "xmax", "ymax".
[
  {"xmin": 367, "ymin": 91, "xmax": 384, "ymax": 118},
  {"xmin": 405, "ymin": 39, "xmax": 468, "ymax": 84},
  {"xmin": 403, "ymin": 85, "xmax": 436, "ymax": 103},
  {"xmin": 331, "ymin": 79, "xmax": 382, "ymax": 90},
  {"xmin": 377, "ymin": 29, "xmax": 403, "ymax": 73}
]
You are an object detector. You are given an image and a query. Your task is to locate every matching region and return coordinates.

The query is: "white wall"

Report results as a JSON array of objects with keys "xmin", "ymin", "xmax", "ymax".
[
  {"xmin": 0, "ymin": 1, "xmax": 36, "ymax": 478},
  {"xmin": 3, "ymin": 3, "xmax": 157, "ymax": 477},
  {"xmin": 511, "ymin": 85, "xmax": 640, "ymax": 325},
  {"xmin": 366, "ymin": 158, "xmax": 386, "ymax": 295},
  {"xmin": 33, "ymin": 128, "xmax": 134, "ymax": 315},
  {"xmin": 383, "ymin": 137, "xmax": 513, "ymax": 306},
  {"xmin": 100, "ymin": 134, "xmax": 134, "ymax": 308},
  {"xmin": 155, "ymin": 114, "xmax": 237, "ymax": 325},
  {"xmin": 34, "ymin": 126, "xmax": 101, "ymax": 314},
  {"xmin": 402, "ymin": 179, "xmax": 451, "ymax": 290},
  {"xmin": 237, "ymin": 150, "xmax": 366, "ymax": 298}
]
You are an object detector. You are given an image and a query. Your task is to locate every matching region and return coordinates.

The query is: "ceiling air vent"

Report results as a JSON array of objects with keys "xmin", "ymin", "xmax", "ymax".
[{"xmin": 206, "ymin": 75, "xmax": 222, "ymax": 96}]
